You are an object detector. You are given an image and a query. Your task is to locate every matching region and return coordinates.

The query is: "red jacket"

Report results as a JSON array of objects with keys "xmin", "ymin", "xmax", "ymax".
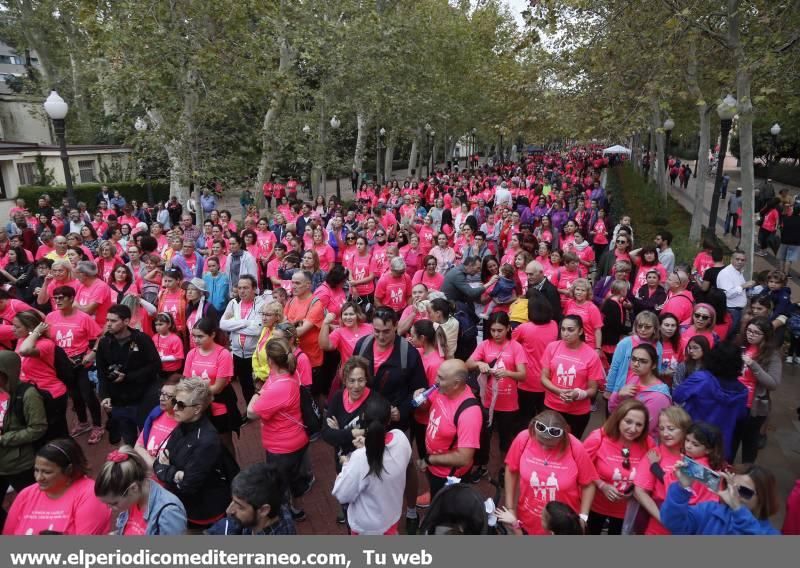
[{"xmin": 783, "ymin": 479, "xmax": 800, "ymax": 535}]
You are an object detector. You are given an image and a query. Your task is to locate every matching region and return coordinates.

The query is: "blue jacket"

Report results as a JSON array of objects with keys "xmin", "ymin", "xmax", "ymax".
[
  {"xmin": 203, "ymin": 272, "xmax": 231, "ymax": 312},
  {"xmin": 661, "ymin": 482, "xmax": 778, "ymax": 535},
  {"xmin": 606, "ymin": 337, "xmax": 663, "ymax": 394},
  {"xmin": 672, "ymin": 369, "xmax": 748, "ymax": 461},
  {"xmin": 115, "ymin": 479, "xmax": 187, "ymax": 535}
]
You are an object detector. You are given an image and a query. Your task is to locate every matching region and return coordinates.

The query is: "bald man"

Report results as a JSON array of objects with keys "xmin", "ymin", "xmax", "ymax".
[
  {"xmin": 418, "ymin": 359, "xmax": 483, "ymax": 499},
  {"xmin": 525, "ymin": 260, "xmax": 562, "ymax": 321}
]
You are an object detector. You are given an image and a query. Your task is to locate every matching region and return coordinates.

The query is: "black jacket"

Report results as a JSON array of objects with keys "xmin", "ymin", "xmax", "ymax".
[
  {"xmin": 97, "ymin": 328, "xmax": 161, "ymax": 408},
  {"xmin": 352, "ymin": 335, "xmax": 427, "ymax": 430},
  {"xmin": 321, "ymin": 388, "xmax": 378, "ymax": 457},
  {"xmin": 153, "ymin": 416, "xmax": 230, "ymax": 523},
  {"xmin": 526, "ymin": 277, "xmax": 562, "ymax": 321}
]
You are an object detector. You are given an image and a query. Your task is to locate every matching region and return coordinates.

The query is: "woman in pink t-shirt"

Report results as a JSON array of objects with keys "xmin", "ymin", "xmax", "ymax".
[
  {"xmin": 152, "ymin": 312, "xmax": 185, "ymax": 378},
  {"xmin": 347, "ymin": 236, "xmax": 375, "ymax": 302},
  {"xmin": 609, "ymin": 344, "xmax": 672, "ymax": 436},
  {"xmin": 398, "ymin": 283, "xmax": 430, "ymax": 336},
  {"xmin": 135, "ymin": 378, "xmax": 179, "ymax": 467},
  {"xmin": 408, "ymin": 319, "xmax": 446, "ymax": 459},
  {"xmin": 13, "ymin": 310, "xmax": 69, "ymax": 442},
  {"xmin": 502, "ymin": 410, "xmax": 598, "ymax": 535},
  {"xmin": 4, "ymin": 439, "xmax": 111, "ymax": 535},
  {"xmin": 184, "ymin": 318, "xmax": 239, "ymax": 456},
  {"xmin": 247, "ymin": 338, "xmax": 312, "ymax": 515},
  {"xmin": 658, "ymin": 313, "xmax": 682, "ymax": 388},
  {"xmin": 411, "ymin": 255, "xmax": 444, "ymax": 291},
  {"xmin": 319, "ymin": 302, "xmax": 373, "ymax": 394},
  {"xmin": 466, "ymin": 312, "xmax": 526, "ymax": 468},
  {"xmin": 95, "ymin": 446, "xmax": 186, "ymax": 535},
  {"xmin": 541, "ymin": 315, "xmax": 603, "ymax": 437},
  {"xmin": 564, "ymin": 278, "xmax": 603, "ymax": 351},
  {"xmin": 584, "ymin": 399, "xmax": 653, "ymax": 534},
  {"xmin": 314, "ymin": 265, "xmax": 348, "ymax": 323}
]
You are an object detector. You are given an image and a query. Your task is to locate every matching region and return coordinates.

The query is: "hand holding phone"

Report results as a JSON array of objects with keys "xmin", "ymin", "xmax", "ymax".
[{"xmin": 676, "ymin": 456, "xmax": 721, "ymax": 492}]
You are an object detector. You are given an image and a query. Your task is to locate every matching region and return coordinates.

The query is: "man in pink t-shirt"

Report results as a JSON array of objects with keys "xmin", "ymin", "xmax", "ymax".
[
  {"xmin": 74, "ymin": 261, "xmax": 113, "ymax": 326},
  {"xmin": 374, "ymin": 258, "xmax": 412, "ymax": 313},
  {"xmin": 420, "ymin": 359, "xmax": 482, "ymax": 499}
]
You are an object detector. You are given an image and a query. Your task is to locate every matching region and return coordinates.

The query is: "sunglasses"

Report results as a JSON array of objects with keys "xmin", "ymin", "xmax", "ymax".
[
  {"xmin": 534, "ymin": 421, "xmax": 564, "ymax": 438},
  {"xmin": 693, "ymin": 313, "xmax": 711, "ymax": 320},
  {"xmin": 621, "ymin": 447, "xmax": 631, "ymax": 469},
  {"xmin": 172, "ymin": 398, "xmax": 200, "ymax": 411},
  {"xmin": 616, "ymin": 240, "xmax": 628, "ymax": 244},
  {"xmin": 736, "ymin": 485, "xmax": 756, "ymax": 500}
]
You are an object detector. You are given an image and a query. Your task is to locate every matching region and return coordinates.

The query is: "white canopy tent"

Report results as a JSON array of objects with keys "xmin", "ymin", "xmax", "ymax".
[{"xmin": 602, "ymin": 144, "xmax": 632, "ymax": 155}]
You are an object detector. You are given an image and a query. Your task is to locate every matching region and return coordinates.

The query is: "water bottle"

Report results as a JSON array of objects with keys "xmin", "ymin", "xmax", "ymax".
[
  {"xmin": 342, "ymin": 416, "xmax": 361, "ymax": 431},
  {"xmin": 411, "ymin": 384, "xmax": 439, "ymax": 408}
]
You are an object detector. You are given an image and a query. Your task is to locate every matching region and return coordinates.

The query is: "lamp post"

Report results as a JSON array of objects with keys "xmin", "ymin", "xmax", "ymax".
[
  {"xmin": 329, "ymin": 116, "xmax": 340, "ymax": 198},
  {"xmin": 133, "ymin": 117, "xmax": 155, "ymax": 204},
  {"xmin": 471, "ymin": 128, "xmax": 476, "ymax": 168},
  {"xmin": 302, "ymin": 124, "xmax": 312, "ymax": 197},
  {"xmin": 662, "ymin": 117, "xmax": 675, "ymax": 169},
  {"xmin": 770, "ymin": 123, "xmax": 781, "ymax": 168},
  {"xmin": 424, "ymin": 123, "xmax": 433, "ymax": 177},
  {"xmin": 43, "ymin": 91, "xmax": 75, "ymax": 207},
  {"xmin": 708, "ymin": 94, "xmax": 737, "ymax": 235},
  {"xmin": 378, "ymin": 128, "xmax": 386, "ymax": 184}
]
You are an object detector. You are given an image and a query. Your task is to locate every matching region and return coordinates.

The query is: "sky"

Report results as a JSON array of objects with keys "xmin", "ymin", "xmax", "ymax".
[{"xmin": 502, "ymin": 0, "xmax": 529, "ymax": 29}]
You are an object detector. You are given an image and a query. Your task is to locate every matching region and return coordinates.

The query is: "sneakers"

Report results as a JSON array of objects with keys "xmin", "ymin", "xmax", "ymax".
[
  {"xmin": 298, "ymin": 475, "xmax": 316, "ymax": 497},
  {"xmin": 336, "ymin": 507, "xmax": 347, "ymax": 524},
  {"xmin": 757, "ymin": 434, "xmax": 768, "ymax": 450},
  {"xmin": 70, "ymin": 422, "xmax": 92, "ymax": 438},
  {"xmin": 755, "ymin": 251, "xmax": 768, "ymax": 257},
  {"xmin": 415, "ymin": 491, "xmax": 431, "ymax": 508},
  {"xmin": 465, "ymin": 466, "xmax": 488, "ymax": 484},
  {"xmin": 404, "ymin": 515, "xmax": 419, "ymax": 536},
  {"xmin": 795, "ymin": 356, "xmax": 800, "ymax": 365},
  {"xmin": 787, "ymin": 355, "xmax": 795, "ymax": 364},
  {"xmin": 291, "ymin": 508, "xmax": 306, "ymax": 522},
  {"xmin": 87, "ymin": 426, "xmax": 105, "ymax": 445}
]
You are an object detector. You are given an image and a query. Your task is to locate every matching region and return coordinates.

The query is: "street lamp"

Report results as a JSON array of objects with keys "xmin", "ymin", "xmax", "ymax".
[
  {"xmin": 471, "ymin": 127, "xmax": 477, "ymax": 168},
  {"xmin": 134, "ymin": 117, "xmax": 155, "ymax": 204},
  {"xmin": 770, "ymin": 123, "xmax": 781, "ymax": 166},
  {"xmin": 707, "ymin": 94, "xmax": 737, "ymax": 235},
  {"xmin": 43, "ymin": 91, "xmax": 75, "ymax": 206},
  {"xmin": 330, "ymin": 116, "xmax": 341, "ymax": 130},
  {"xmin": 424, "ymin": 123, "xmax": 433, "ymax": 177},
  {"xmin": 663, "ymin": 117, "xmax": 675, "ymax": 169},
  {"xmin": 376, "ymin": 127, "xmax": 386, "ymax": 184},
  {"xmin": 302, "ymin": 124, "xmax": 312, "ymax": 195}
]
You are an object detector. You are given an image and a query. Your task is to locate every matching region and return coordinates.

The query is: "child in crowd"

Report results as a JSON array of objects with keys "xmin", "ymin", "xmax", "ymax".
[{"xmin": 481, "ymin": 263, "xmax": 517, "ymax": 319}]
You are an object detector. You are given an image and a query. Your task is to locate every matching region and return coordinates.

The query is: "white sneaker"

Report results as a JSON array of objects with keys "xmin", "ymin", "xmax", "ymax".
[
  {"xmin": 786, "ymin": 355, "xmax": 795, "ymax": 364},
  {"xmin": 795, "ymin": 356, "xmax": 800, "ymax": 365}
]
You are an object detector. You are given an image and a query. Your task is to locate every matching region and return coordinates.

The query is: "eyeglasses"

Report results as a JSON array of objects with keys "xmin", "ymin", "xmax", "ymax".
[
  {"xmin": 636, "ymin": 323, "xmax": 654, "ymax": 329},
  {"xmin": 621, "ymin": 448, "xmax": 631, "ymax": 469},
  {"xmin": 173, "ymin": 399, "xmax": 200, "ymax": 411},
  {"xmin": 376, "ymin": 233, "xmax": 386, "ymax": 237},
  {"xmin": 534, "ymin": 421, "xmax": 564, "ymax": 438},
  {"xmin": 736, "ymin": 485, "xmax": 756, "ymax": 500},
  {"xmin": 159, "ymin": 391, "xmax": 174, "ymax": 399},
  {"xmin": 630, "ymin": 356, "xmax": 651, "ymax": 365},
  {"xmin": 693, "ymin": 313, "xmax": 711, "ymax": 321},
  {"xmin": 616, "ymin": 240, "xmax": 628, "ymax": 245},
  {"xmin": 745, "ymin": 328, "xmax": 764, "ymax": 336}
]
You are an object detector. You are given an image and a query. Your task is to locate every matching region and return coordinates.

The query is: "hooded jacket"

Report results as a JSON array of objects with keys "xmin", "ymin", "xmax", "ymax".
[
  {"xmin": 0, "ymin": 351, "xmax": 47, "ymax": 476},
  {"xmin": 672, "ymin": 369, "xmax": 749, "ymax": 461}
]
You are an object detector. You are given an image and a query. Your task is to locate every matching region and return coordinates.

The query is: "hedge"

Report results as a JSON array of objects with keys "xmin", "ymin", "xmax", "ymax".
[
  {"xmin": 753, "ymin": 163, "xmax": 800, "ymax": 188},
  {"xmin": 17, "ymin": 180, "xmax": 171, "ymax": 206}
]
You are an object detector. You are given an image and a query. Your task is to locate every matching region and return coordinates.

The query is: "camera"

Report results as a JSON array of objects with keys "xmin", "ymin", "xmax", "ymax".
[{"xmin": 107, "ymin": 363, "xmax": 124, "ymax": 380}]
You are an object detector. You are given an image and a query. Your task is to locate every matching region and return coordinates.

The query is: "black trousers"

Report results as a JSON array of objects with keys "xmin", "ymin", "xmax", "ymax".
[
  {"xmin": 41, "ymin": 392, "xmax": 69, "ymax": 443},
  {"xmin": 266, "ymin": 445, "xmax": 313, "ymax": 498},
  {"xmin": 68, "ymin": 364, "xmax": 101, "ymax": 427},
  {"xmin": 558, "ymin": 410, "xmax": 591, "ymax": 439},
  {"xmin": 517, "ymin": 390, "xmax": 545, "ymax": 434},
  {"xmin": 426, "ymin": 472, "xmax": 449, "ymax": 501},
  {"xmin": 732, "ymin": 414, "xmax": 767, "ymax": 464},
  {"xmin": 233, "ymin": 354, "xmax": 255, "ymax": 406},
  {"xmin": 587, "ymin": 511, "xmax": 624, "ymax": 535}
]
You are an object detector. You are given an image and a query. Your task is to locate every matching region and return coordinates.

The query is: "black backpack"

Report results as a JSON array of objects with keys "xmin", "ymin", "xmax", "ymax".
[{"xmin": 298, "ymin": 384, "xmax": 323, "ymax": 438}]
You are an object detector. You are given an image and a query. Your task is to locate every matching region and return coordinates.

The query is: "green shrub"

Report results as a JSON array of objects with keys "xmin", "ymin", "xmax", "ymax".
[
  {"xmin": 753, "ymin": 163, "xmax": 800, "ymax": 187},
  {"xmin": 607, "ymin": 164, "xmax": 699, "ymax": 265},
  {"xmin": 18, "ymin": 180, "xmax": 171, "ymax": 206}
]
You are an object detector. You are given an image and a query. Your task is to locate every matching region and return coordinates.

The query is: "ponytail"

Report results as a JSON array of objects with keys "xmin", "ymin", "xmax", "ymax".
[
  {"xmin": 266, "ymin": 338, "xmax": 297, "ymax": 374},
  {"xmin": 361, "ymin": 394, "xmax": 391, "ymax": 479}
]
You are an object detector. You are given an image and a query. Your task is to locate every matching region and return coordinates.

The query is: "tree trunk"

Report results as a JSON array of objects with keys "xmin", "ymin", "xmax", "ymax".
[
  {"xmin": 652, "ymin": 98, "xmax": 666, "ymax": 200},
  {"xmin": 648, "ymin": 125, "xmax": 657, "ymax": 183},
  {"xmin": 256, "ymin": 37, "xmax": 295, "ymax": 207},
  {"xmin": 408, "ymin": 132, "xmax": 419, "ymax": 176},
  {"xmin": 685, "ymin": 37, "xmax": 710, "ymax": 244},
  {"xmin": 384, "ymin": 132, "xmax": 395, "ymax": 181},
  {"xmin": 737, "ymin": 69, "xmax": 756, "ymax": 278},
  {"xmin": 353, "ymin": 112, "xmax": 367, "ymax": 173}
]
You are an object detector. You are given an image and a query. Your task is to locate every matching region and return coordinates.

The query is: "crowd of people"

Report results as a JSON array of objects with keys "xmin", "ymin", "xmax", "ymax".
[{"xmin": 0, "ymin": 148, "xmax": 798, "ymax": 537}]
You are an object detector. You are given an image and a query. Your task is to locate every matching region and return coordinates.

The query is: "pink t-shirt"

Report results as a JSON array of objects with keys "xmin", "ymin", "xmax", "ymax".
[
  {"xmin": 347, "ymin": 254, "xmax": 374, "ymax": 295},
  {"xmin": 75, "ymin": 278, "xmax": 112, "ymax": 326},
  {"xmin": 564, "ymin": 300, "xmax": 603, "ymax": 348},
  {"xmin": 313, "ymin": 244, "xmax": 335, "ymax": 272},
  {"xmin": 183, "ymin": 345, "xmax": 234, "ymax": 416},
  {"xmin": 252, "ymin": 372, "xmax": 309, "ymax": 454},
  {"xmin": 153, "ymin": 333, "xmax": 185, "ymax": 373},
  {"xmin": 470, "ymin": 339, "xmax": 526, "ymax": 412},
  {"xmin": 583, "ymin": 429, "xmax": 652, "ymax": 519},
  {"xmin": 0, "ymin": 299, "xmax": 30, "ymax": 325},
  {"xmin": 411, "ymin": 270, "xmax": 444, "ymax": 291},
  {"xmin": 414, "ymin": 348, "xmax": 445, "ymax": 425},
  {"xmin": 329, "ymin": 324, "xmax": 373, "ymax": 364},
  {"xmin": 375, "ymin": 272, "xmax": 412, "ymax": 312},
  {"xmin": 122, "ymin": 502, "xmax": 147, "ymax": 535},
  {"xmin": 541, "ymin": 340, "xmax": 604, "ymax": 415},
  {"xmin": 370, "ymin": 244, "xmax": 389, "ymax": 275},
  {"xmin": 45, "ymin": 309, "xmax": 101, "ymax": 358},
  {"xmin": 294, "ymin": 348, "xmax": 312, "ymax": 387},
  {"xmin": 3, "ymin": 476, "xmax": 111, "ymax": 535},
  {"xmin": 425, "ymin": 389, "xmax": 482, "ymax": 478},
  {"xmin": 512, "ymin": 321, "xmax": 559, "ymax": 393},
  {"xmin": 136, "ymin": 412, "xmax": 179, "ymax": 457},
  {"xmin": 504, "ymin": 431, "xmax": 597, "ymax": 535},
  {"xmin": 633, "ymin": 450, "xmax": 717, "ymax": 535},
  {"xmin": 692, "ymin": 252, "xmax": 713, "ymax": 278},
  {"xmin": 16, "ymin": 338, "xmax": 66, "ymax": 398},
  {"xmin": 315, "ymin": 283, "xmax": 347, "ymax": 322}
]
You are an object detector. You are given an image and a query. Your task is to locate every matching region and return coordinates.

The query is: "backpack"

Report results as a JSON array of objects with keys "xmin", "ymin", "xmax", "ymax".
[
  {"xmin": 298, "ymin": 384, "xmax": 323, "ymax": 438},
  {"xmin": 53, "ymin": 344, "xmax": 77, "ymax": 388},
  {"xmin": 788, "ymin": 306, "xmax": 800, "ymax": 338},
  {"xmin": 447, "ymin": 397, "xmax": 486, "ymax": 477},
  {"xmin": 357, "ymin": 335, "xmax": 410, "ymax": 374}
]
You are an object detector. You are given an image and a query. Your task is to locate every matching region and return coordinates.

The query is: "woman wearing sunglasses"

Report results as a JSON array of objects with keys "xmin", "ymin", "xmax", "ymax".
[
  {"xmin": 678, "ymin": 303, "xmax": 719, "ymax": 353},
  {"xmin": 95, "ymin": 446, "xmax": 187, "ymax": 535},
  {"xmin": 661, "ymin": 463, "xmax": 779, "ymax": 534},
  {"xmin": 153, "ymin": 377, "xmax": 232, "ymax": 531},
  {"xmin": 608, "ymin": 345, "xmax": 671, "ymax": 436},
  {"xmin": 502, "ymin": 410, "xmax": 597, "ymax": 535},
  {"xmin": 540, "ymin": 315, "xmax": 603, "ymax": 437},
  {"xmin": 583, "ymin": 399, "xmax": 652, "ymax": 534},
  {"xmin": 135, "ymin": 376, "xmax": 180, "ymax": 467},
  {"xmin": 597, "ymin": 233, "xmax": 632, "ymax": 279}
]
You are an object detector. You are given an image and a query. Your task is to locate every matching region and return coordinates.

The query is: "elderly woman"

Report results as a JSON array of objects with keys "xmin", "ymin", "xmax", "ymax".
[
  {"xmin": 153, "ymin": 377, "xmax": 233, "ymax": 531},
  {"xmin": 36, "ymin": 259, "xmax": 78, "ymax": 310},
  {"xmin": 252, "ymin": 300, "xmax": 285, "ymax": 389}
]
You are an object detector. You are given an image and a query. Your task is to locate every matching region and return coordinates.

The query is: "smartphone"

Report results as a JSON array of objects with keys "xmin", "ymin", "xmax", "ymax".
[{"xmin": 678, "ymin": 456, "xmax": 721, "ymax": 492}]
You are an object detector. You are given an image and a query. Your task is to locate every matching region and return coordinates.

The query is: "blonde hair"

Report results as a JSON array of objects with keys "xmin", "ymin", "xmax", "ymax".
[
  {"xmin": 94, "ymin": 446, "xmax": 147, "ymax": 498},
  {"xmin": 176, "ymin": 377, "xmax": 212, "ymax": 408}
]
